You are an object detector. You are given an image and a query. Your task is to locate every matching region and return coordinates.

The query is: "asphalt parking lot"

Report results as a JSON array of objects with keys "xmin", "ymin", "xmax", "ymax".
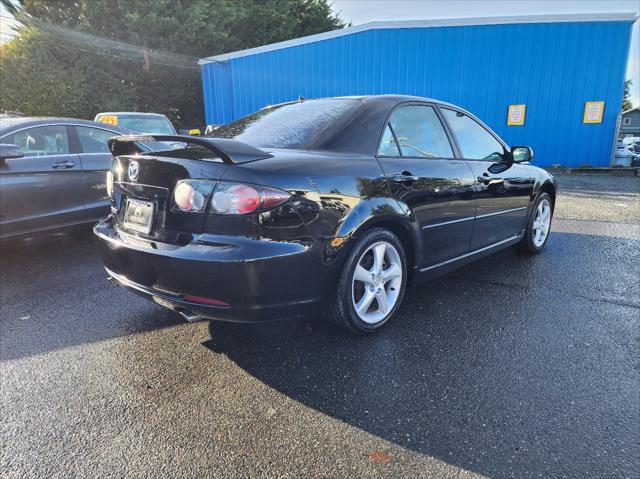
[{"xmin": 1, "ymin": 174, "xmax": 639, "ymax": 478}]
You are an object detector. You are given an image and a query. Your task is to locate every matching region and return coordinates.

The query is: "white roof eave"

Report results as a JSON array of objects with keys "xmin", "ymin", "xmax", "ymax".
[{"xmin": 199, "ymin": 12, "xmax": 638, "ymax": 65}]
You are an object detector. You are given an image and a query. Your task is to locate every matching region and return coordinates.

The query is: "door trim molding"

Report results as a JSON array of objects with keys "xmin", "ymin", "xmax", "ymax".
[
  {"xmin": 476, "ymin": 206, "xmax": 527, "ymax": 219},
  {"xmin": 422, "ymin": 206, "xmax": 527, "ymax": 230},
  {"xmin": 419, "ymin": 234, "xmax": 521, "ymax": 272},
  {"xmin": 422, "ymin": 216, "xmax": 474, "ymax": 229}
]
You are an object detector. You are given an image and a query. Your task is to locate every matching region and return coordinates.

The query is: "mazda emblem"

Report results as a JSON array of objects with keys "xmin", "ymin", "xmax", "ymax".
[{"xmin": 128, "ymin": 161, "xmax": 139, "ymax": 181}]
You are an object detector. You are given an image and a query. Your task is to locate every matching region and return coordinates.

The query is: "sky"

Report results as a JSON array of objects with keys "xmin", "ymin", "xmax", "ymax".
[
  {"xmin": 331, "ymin": 0, "xmax": 640, "ymax": 107},
  {"xmin": 1, "ymin": 1, "xmax": 638, "ymax": 106},
  {"xmin": 0, "ymin": 4, "xmax": 18, "ymax": 42}
]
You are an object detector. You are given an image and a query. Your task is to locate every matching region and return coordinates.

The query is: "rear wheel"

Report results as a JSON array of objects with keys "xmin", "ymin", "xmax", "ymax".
[
  {"xmin": 518, "ymin": 192, "xmax": 553, "ymax": 254},
  {"xmin": 331, "ymin": 228, "xmax": 407, "ymax": 333}
]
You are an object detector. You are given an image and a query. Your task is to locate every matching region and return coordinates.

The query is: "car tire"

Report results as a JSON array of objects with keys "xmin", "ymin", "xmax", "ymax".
[
  {"xmin": 331, "ymin": 228, "xmax": 407, "ymax": 334},
  {"xmin": 517, "ymin": 192, "xmax": 553, "ymax": 254}
]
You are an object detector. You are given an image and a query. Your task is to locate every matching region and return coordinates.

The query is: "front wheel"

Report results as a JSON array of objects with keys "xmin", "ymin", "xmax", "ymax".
[
  {"xmin": 331, "ymin": 228, "xmax": 407, "ymax": 334},
  {"xmin": 518, "ymin": 192, "xmax": 553, "ymax": 254}
]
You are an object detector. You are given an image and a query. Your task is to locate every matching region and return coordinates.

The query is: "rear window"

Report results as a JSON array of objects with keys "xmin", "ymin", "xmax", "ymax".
[{"xmin": 211, "ymin": 99, "xmax": 360, "ymax": 149}]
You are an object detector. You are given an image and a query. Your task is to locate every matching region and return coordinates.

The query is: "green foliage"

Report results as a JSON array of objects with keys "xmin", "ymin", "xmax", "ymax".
[
  {"xmin": 622, "ymin": 79, "xmax": 633, "ymax": 111},
  {"xmin": 0, "ymin": 0, "xmax": 345, "ymax": 126},
  {"xmin": 0, "ymin": 28, "xmax": 137, "ymax": 118}
]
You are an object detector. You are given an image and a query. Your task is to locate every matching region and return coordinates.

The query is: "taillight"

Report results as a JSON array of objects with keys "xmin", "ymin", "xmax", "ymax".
[
  {"xmin": 172, "ymin": 180, "xmax": 290, "ymax": 215},
  {"xmin": 211, "ymin": 182, "xmax": 290, "ymax": 215},
  {"xmin": 212, "ymin": 183, "xmax": 260, "ymax": 214},
  {"xmin": 172, "ymin": 180, "xmax": 215, "ymax": 212},
  {"xmin": 261, "ymin": 187, "xmax": 292, "ymax": 210}
]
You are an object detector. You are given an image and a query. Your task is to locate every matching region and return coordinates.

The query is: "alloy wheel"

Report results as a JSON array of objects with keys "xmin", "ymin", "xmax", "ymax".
[
  {"xmin": 351, "ymin": 240, "xmax": 403, "ymax": 324},
  {"xmin": 532, "ymin": 198, "xmax": 551, "ymax": 247}
]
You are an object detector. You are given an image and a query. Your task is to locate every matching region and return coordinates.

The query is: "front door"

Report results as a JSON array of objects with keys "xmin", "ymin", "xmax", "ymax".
[
  {"xmin": 440, "ymin": 108, "xmax": 533, "ymax": 250},
  {"xmin": 376, "ymin": 104, "xmax": 476, "ymax": 267},
  {"xmin": 0, "ymin": 124, "xmax": 85, "ymax": 237}
]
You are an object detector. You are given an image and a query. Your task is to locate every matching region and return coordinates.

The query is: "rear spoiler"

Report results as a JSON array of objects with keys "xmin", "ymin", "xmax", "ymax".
[{"xmin": 107, "ymin": 135, "xmax": 272, "ymax": 164}]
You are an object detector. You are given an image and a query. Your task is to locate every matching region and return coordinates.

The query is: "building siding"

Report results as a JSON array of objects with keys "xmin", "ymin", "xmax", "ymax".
[
  {"xmin": 620, "ymin": 109, "xmax": 640, "ymax": 137},
  {"xmin": 201, "ymin": 20, "xmax": 633, "ymax": 167}
]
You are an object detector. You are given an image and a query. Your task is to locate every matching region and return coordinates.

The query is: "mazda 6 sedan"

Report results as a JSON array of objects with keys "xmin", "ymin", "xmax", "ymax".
[{"xmin": 94, "ymin": 95, "xmax": 556, "ymax": 333}]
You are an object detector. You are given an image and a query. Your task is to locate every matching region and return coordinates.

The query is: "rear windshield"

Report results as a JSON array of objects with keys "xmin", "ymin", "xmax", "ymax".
[{"xmin": 211, "ymin": 99, "xmax": 360, "ymax": 149}]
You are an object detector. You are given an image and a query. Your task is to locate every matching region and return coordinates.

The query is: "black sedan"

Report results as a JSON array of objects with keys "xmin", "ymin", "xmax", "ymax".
[
  {"xmin": 94, "ymin": 95, "xmax": 556, "ymax": 333},
  {"xmin": 0, "ymin": 117, "xmax": 136, "ymax": 239}
]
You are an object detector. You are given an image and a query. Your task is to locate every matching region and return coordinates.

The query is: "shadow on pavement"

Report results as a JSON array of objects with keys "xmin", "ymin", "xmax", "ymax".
[
  {"xmin": 204, "ymin": 231, "xmax": 639, "ymax": 478},
  {"xmin": 0, "ymin": 228, "xmax": 182, "ymax": 361},
  {"xmin": 2, "ymin": 226, "xmax": 638, "ymax": 477}
]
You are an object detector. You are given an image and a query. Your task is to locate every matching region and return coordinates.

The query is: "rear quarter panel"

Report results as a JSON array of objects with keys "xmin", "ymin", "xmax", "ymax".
[{"xmin": 219, "ymin": 150, "xmax": 418, "ymax": 269}]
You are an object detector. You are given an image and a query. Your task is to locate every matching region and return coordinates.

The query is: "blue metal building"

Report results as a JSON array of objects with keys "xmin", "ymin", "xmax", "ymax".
[{"xmin": 199, "ymin": 13, "xmax": 637, "ymax": 167}]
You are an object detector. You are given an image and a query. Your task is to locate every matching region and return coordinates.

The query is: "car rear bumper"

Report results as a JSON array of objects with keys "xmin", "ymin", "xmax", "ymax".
[{"xmin": 93, "ymin": 216, "xmax": 326, "ymax": 322}]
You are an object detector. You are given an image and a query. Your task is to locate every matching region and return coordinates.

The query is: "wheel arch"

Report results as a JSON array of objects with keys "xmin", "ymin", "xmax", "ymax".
[
  {"xmin": 538, "ymin": 180, "xmax": 557, "ymax": 208},
  {"xmin": 336, "ymin": 204, "xmax": 419, "ymax": 276}
]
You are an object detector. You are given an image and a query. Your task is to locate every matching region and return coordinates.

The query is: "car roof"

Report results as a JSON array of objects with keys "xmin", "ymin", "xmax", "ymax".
[
  {"xmin": 275, "ymin": 94, "xmax": 456, "ymax": 105},
  {"xmin": 0, "ymin": 117, "xmax": 127, "ymax": 136},
  {"xmin": 357, "ymin": 94, "xmax": 459, "ymax": 108},
  {"xmin": 260, "ymin": 95, "xmax": 459, "ymax": 113}
]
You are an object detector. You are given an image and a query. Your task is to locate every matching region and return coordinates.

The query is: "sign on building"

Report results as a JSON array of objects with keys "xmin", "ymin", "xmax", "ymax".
[
  {"xmin": 583, "ymin": 101, "xmax": 604, "ymax": 124},
  {"xmin": 507, "ymin": 104, "xmax": 526, "ymax": 126}
]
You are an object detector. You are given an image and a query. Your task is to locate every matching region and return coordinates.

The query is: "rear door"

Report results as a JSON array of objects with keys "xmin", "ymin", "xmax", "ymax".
[
  {"xmin": 72, "ymin": 125, "xmax": 121, "ymax": 220},
  {"xmin": 440, "ymin": 107, "xmax": 533, "ymax": 250},
  {"xmin": 0, "ymin": 124, "xmax": 85, "ymax": 237},
  {"xmin": 375, "ymin": 103, "xmax": 476, "ymax": 267}
]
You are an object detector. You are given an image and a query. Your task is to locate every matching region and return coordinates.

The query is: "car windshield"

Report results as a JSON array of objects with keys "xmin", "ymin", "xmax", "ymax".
[
  {"xmin": 108, "ymin": 115, "xmax": 175, "ymax": 135},
  {"xmin": 211, "ymin": 99, "xmax": 361, "ymax": 148}
]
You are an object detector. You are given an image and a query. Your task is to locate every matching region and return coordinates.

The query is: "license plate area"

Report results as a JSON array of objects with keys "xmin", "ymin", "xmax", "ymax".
[{"xmin": 123, "ymin": 198, "xmax": 155, "ymax": 234}]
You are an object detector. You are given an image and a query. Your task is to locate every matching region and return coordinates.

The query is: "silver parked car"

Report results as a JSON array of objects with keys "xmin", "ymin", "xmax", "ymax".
[{"xmin": 0, "ymin": 117, "xmax": 143, "ymax": 239}]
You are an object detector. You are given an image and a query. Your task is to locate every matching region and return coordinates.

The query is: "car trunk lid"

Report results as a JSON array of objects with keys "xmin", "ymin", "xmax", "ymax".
[{"xmin": 109, "ymin": 136, "xmax": 273, "ymax": 242}]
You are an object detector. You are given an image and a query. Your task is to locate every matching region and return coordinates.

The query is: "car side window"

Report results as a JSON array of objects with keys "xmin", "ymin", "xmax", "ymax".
[
  {"xmin": 76, "ymin": 126, "xmax": 117, "ymax": 154},
  {"xmin": 377, "ymin": 125, "xmax": 401, "ymax": 156},
  {"xmin": 3, "ymin": 125, "xmax": 70, "ymax": 157},
  {"xmin": 385, "ymin": 105, "xmax": 454, "ymax": 158},
  {"xmin": 441, "ymin": 108, "xmax": 505, "ymax": 161}
]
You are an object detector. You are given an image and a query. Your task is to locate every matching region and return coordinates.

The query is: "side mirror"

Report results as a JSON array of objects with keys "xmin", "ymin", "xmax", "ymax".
[
  {"xmin": 511, "ymin": 146, "xmax": 533, "ymax": 163},
  {"xmin": 0, "ymin": 144, "xmax": 24, "ymax": 161}
]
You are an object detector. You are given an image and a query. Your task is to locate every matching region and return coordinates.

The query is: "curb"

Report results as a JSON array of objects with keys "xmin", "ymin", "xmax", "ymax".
[{"xmin": 546, "ymin": 167, "xmax": 640, "ymax": 177}]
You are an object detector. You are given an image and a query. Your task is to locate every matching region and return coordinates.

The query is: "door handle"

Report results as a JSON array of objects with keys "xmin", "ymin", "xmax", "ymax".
[
  {"xmin": 390, "ymin": 172, "xmax": 419, "ymax": 183},
  {"xmin": 52, "ymin": 160, "xmax": 75, "ymax": 169},
  {"xmin": 477, "ymin": 176, "xmax": 504, "ymax": 185}
]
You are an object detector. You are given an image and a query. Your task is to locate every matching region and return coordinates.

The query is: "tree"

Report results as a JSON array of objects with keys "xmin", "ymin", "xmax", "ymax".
[
  {"xmin": 0, "ymin": 0, "xmax": 346, "ymax": 126},
  {"xmin": 622, "ymin": 79, "xmax": 633, "ymax": 111}
]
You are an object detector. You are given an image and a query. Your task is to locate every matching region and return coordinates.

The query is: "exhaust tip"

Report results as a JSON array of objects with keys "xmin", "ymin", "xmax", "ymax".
[{"xmin": 176, "ymin": 309, "xmax": 207, "ymax": 323}]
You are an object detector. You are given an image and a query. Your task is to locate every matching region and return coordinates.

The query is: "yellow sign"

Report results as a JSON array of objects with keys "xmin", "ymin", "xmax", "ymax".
[
  {"xmin": 97, "ymin": 115, "xmax": 118, "ymax": 126},
  {"xmin": 583, "ymin": 101, "xmax": 604, "ymax": 124},
  {"xmin": 507, "ymin": 104, "xmax": 526, "ymax": 126}
]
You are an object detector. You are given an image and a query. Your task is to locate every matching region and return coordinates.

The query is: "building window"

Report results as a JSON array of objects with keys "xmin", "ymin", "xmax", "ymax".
[{"xmin": 623, "ymin": 118, "xmax": 631, "ymax": 125}]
